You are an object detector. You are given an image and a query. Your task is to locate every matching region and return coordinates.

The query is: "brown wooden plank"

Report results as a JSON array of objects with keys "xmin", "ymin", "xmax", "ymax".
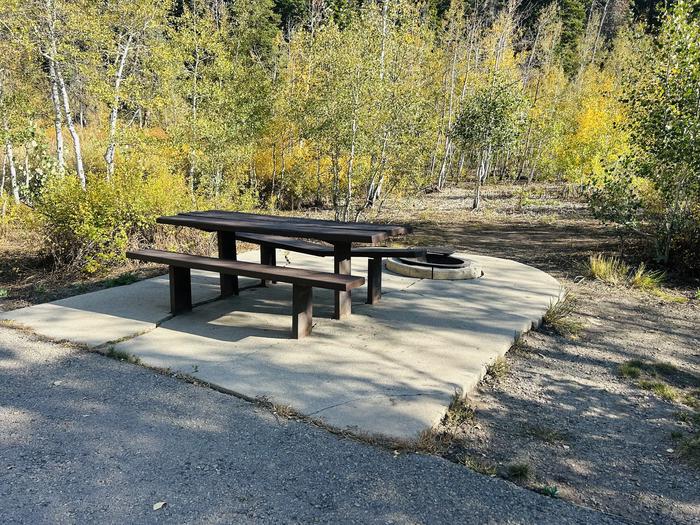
[
  {"xmin": 238, "ymin": 233, "xmax": 425, "ymax": 259},
  {"xmin": 217, "ymin": 231, "xmax": 238, "ymax": 297},
  {"xmin": 237, "ymin": 233, "xmax": 333, "ymax": 256},
  {"xmin": 183, "ymin": 210, "xmax": 412, "ymax": 236},
  {"xmin": 169, "ymin": 266, "xmax": 192, "ymax": 314},
  {"xmin": 127, "ymin": 249, "xmax": 364, "ymax": 291},
  {"xmin": 333, "ymin": 242, "xmax": 352, "ymax": 320},
  {"xmin": 367, "ymin": 257, "xmax": 382, "ymax": 305},
  {"xmin": 292, "ymin": 284, "xmax": 313, "ymax": 338},
  {"xmin": 157, "ymin": 214, "xmax": 387, "ymax": 244}
]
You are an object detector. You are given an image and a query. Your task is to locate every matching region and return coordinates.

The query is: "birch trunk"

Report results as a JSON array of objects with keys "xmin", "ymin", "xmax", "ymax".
[
  {"xmin": 104, "ymin": 35, "xmax": 133, "ymax": 180},
  {"xmin": 55, "ymin": 63, "xmax": 86, "ymax": 188},
  {"xmin": 48, "ymin": 60, "xmax": 65, "ymax": 173},
  {"xmin": 472, "ymin": 145, "xmax": 492, "ymax": 210},
  {"xmin": 23, "ymin": 148, "xmax": 30, "ymax": 188},
  {"xmin": 4, "ymin": 142, "xmax": 19, "ymax": 204},
  {"xmin": 344, "ymin": 114, "xmax": 357, "ymax": 222},
  {"xmin": 1, "ymin": 152, "xmax": 6, "ymax": 198}
]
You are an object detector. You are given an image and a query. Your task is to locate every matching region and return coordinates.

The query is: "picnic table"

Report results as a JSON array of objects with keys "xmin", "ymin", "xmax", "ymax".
[{"xmin": 155, "ymin": 210, "xmax": 413, "ymax": 320}]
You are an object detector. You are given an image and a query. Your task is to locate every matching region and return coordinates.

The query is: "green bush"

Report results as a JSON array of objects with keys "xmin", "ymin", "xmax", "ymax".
[{"xmin": 36, "ymin": 171, "xmax": 191, "ymax": 273}]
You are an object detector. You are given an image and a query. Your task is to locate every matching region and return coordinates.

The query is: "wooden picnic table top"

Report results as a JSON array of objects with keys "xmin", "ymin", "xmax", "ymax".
[{"xmin": 157, "ymin": 210, "xmax": 412, "ymax": 245}]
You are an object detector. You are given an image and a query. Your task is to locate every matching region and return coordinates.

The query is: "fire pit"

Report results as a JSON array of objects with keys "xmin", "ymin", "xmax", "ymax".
[{"xmin": 386, "ymin": 250, "xmax": 483, "ymax": 280}]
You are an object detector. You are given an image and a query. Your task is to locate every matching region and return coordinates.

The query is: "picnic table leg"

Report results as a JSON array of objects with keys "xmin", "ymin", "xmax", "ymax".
[
  {"xmin": 169, "ymin": 266, "xmax": 192, "ymax": 314},
  {"xmin": 217, "ymin": 231, "xmax": 238, "ymax": 297},
  {"xmin": 367, "ymin": 257, "xmax": 382, "ymax": 305},
  {"xmin": 260, "ymin": 245, "xmax": 277, "ymax": 286},
  {"xmin": 292, "ymin": 284, "xmax": 313, "ymax": 338},
  {"xmin": 333, "ymin": 242, "xmax": 352, "ymax": 319}
]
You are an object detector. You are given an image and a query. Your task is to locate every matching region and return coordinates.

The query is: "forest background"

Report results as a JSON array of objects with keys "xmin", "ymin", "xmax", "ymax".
[{"xmin": 0, "ymin": 0, "xmax": 698, "ymax": 274}]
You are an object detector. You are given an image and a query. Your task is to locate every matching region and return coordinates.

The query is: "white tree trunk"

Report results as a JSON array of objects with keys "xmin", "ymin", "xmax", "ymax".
[
  {"xmin": 48, "ymin": 60, "xmax": 65, "ymax": 173},
  {"xmin": 1, "ymin": 152, "xmax": 6, "ymax": 198},
  {"xmin": 4, "ymin": 142, "xmax": 19, "ymax": 204},
  {"xmin": 104, "ymin": 35, "xmax": 132, "ymax": 180},
  {"xmin": 55, "ymin": 63, "xmax": 86, "ymax": 188}
]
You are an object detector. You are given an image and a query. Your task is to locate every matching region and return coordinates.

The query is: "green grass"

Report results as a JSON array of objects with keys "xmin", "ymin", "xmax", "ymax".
[
  {"xmin": 638, "ymin": 380, "xmax": 679, "ymax": 401},
  {"xmin": 542, "ymin": 292, "xmax": 583, "ymax": 337},
  {"xmin": 0, "ymin": 288, "xmax": 8, "ymax": 298},
  {"xmin": 587, "ymin": 254, "xmax": 685, "ymax": 301},
  {"xmin": 651, "ymin": 289, "xmax": 689, "ymax": 303},
  {"xmin": 678, "ymin": 435, "xmax": 700, "ymax": 467},
  {"xmin": 619, "ymin": 360, "xmax": 643, "ymax": 379},
  {"xmin": 520, "ymin": 423, "xmax": 570, "ymax": 444},
  {"xmin": 104, "ymin": 272, "xmax": 139, "ymax": 288},
  {"xmin": 535, "ymin": 485, "xmax": 559, "ymax": 498}
]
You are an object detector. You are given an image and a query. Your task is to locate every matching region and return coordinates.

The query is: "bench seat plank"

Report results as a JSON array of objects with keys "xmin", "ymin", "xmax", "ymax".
[
  {"xmin": 127, "ymin": 249, "xmax": 364, "ymax": 292},
  {"xmin": 236, "ymin": 233, "xmax": 426, "ymax": 259},
  {"xmin": 237, "ymin": 233, "xmax": 333, "ymax": 256}
]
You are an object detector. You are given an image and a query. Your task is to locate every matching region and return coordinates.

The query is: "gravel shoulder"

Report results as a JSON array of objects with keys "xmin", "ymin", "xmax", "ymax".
[
  {"xmin": 386, "ymin": 186, "xmax": 700, "ymax": 524},
  {"xmin": 448, "ymin": 282, "xmax": 700, "ymax": 524},
  {"xmin": 0, "ymin": 327, "xmax": 622, "ymax": 524}
]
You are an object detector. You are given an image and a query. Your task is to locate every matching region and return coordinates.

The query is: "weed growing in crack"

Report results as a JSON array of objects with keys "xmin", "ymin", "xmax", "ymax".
[
  {"xmin": 442, "ymin": 393, "xmax": 476, "ymax": 428},
  {"xmin": 507, "ymin": 463, "xmax": 531, "ymax": 481},
  {"xmin": 486, "ymin": 357, "xmax": 510, "ymax": 381},
  {"xmin": 464, "ymin": 456, "xmax": 497, "ymax": 476},
  {"xmin": 105, "ymin": 347, "xmax": 141, "ymax": 364},
  {"xmin": 535, "ymin": 485, "xmax": 559, "ymax": 498}
]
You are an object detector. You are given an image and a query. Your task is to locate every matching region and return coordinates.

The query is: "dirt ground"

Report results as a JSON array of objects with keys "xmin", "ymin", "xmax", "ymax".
[
  {"xmin": 383, "ymin": 186, "xmax": 700, "ymax": 524},
  {"xmin": 1, "ymin": 183, "xmax": 698, "ymax": 523}
]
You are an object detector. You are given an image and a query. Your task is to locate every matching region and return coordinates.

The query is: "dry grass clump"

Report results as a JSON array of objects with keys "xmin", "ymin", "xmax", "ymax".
[
  {"xmin": 628, "ymin": 262, "xmax": 666, "ymax": 291},
  {"xmin": 588, "ymin": 254, "xmax": 630, "ymax": 285},
  {"xmin": 485, "ymin": 357, "xmax": 510, "ymax": 381},
  {"xmin": 587, "ymin": 254, "xmax": 690, "ymax": 302},
  {"xmin": 542, "ymin": 291, "xmax": 583, "ymax": 337},
  {"xmin": 442, "ymin": 393, "xmax": 476, "ymax": 428}
]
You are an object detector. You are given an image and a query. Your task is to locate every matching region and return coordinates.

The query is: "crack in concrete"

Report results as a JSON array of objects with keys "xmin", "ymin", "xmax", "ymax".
[{"xmin": 307, "ymin": 392, "xmax": 426, "ymax": 416}]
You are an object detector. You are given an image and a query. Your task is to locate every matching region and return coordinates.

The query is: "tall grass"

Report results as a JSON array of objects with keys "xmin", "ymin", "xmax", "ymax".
[{"xmin": 588, "ymin": 255, "xmax": 666, "ymax": 292}]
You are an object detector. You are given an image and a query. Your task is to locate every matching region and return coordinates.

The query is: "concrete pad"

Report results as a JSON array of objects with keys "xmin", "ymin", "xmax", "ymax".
[
  {"xmin": 0, "ymin": 271, "xmax": 242, "ymax": 346},
  {"xmin": 2, "ymin": 250, "xmax": 561, "ymax": 439}
]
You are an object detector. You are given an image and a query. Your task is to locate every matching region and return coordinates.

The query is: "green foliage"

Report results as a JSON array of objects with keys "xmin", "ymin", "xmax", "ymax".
[
  {"xmin": 36, "ymin": 170, "xmax": 191, "ymax": 273},
  {"xmin": 535, "ymin": 485, "xmax": 559, "ymax": 498},
  {"xmin": 452, "ymin": 73, "xmax": 526, "ymax": 160},
  {"xmin": 1, "ymin": 0, "xmax": 695, "ymax": 276},
  {"xmin": 558, "ymin": 0, "xmax": 587, "ymax": 74},
  {"xmin": 589, "ymin": 0, "xmax": 700, "ymax": 271}
]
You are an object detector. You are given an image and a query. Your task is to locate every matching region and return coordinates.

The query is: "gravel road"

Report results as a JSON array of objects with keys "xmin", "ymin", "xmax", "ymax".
[{"xmin": 0, "ymin": 327, "xmax": 624, "ymax": 524}]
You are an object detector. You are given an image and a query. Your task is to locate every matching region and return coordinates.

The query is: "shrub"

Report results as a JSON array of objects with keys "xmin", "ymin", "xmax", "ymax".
[{"xmin": 36, "ymin": 171, "xmax": 191, "ymax": 273}]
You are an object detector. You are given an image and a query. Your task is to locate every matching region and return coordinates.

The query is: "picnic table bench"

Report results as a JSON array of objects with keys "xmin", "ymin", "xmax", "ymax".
[
  {"xmin": 234, "ymin": 232, "xmax": 426, "ymax": 305},
  {"xmin": 127, "ymin": 249, "xmax": 364, "ymax": 338},
  {"xmin": 128, "ymin": 210, "xmax": 414, "ymax": 338},
  {"xmin": 156, "ymin": 211, "xmax": 413, "ymax": 319}
]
